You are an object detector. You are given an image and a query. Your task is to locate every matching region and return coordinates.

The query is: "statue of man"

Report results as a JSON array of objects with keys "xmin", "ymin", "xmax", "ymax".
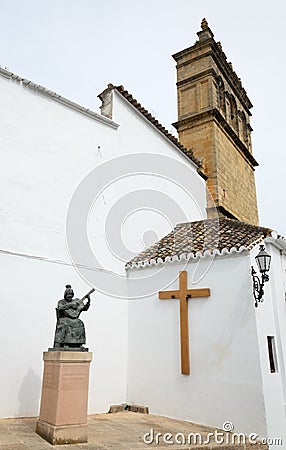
[{"xmin": 53, "ymin": 285, "xmax": 91, "ymax": 351}]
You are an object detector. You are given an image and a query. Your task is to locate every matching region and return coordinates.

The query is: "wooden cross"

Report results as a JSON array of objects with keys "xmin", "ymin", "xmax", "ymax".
[{"xmin": 159, "ymin": 271, "xmax": 210, "ymax": 375}]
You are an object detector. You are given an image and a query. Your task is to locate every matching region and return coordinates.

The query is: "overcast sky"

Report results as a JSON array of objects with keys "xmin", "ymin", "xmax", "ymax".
[{"xmin": 1, "ymin": 1, "xmax": 285, "ymax": 235}]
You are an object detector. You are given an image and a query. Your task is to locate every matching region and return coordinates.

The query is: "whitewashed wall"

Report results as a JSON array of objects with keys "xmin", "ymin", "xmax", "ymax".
[
  {"xmin": 127, "ymin": 253, "xmax": 267, "ymax": 437},
  {"xmin": 0, "ymin": 74, "xmax": 206, "ymax": 417},
  {"xmin": 251, "ymin": 242, "xmax": 286, "ymax": 447},
  {"xmin": 0, "ymin": 74, "xmax": 129, "ymax": 417},
  {"xmin": 89, "ymin": 90, "xmax": 207, "ymax": 276},
  {"xmin": 0, "ymin": 251, "xmax": 128, "ymax": 417}
]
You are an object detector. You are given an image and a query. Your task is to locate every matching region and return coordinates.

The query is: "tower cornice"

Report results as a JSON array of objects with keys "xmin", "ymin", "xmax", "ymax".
[
  {"xmin": 173, "ymin": 28, "xmax": 252, "ymax": 112},
  {"xmin": 173, "ymin": 107, "xmax": 258, "ymax": 168}
]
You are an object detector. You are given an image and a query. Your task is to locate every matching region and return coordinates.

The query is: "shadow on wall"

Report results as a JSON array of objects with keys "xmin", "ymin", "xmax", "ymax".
[{"xmin": 18, "ymin": 368, "xmax": 41, "ymax": 417}]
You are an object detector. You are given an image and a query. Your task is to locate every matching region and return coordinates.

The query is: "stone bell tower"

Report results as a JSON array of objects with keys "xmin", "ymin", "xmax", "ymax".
[{"xmin": 173, "ymin": 19, "xmax": 259, "ymax": 225}]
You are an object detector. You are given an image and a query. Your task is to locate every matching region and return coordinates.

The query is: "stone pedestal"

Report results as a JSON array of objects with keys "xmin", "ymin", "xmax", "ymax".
[{"xmin": 36, "ymin": 351, "xmax": 92, "ymax": 445}]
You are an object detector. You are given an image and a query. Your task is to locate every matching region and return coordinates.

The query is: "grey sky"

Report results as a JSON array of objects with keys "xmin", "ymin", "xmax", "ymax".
[{"xmin": 1, "ymin": 1, "xmax": 285, "ymax": 234}]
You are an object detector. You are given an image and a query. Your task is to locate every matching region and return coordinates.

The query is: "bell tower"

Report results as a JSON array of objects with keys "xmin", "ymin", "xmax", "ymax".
[{"xmin": 173, "ymin": 19, "xmax": 259, "ymax": 225}]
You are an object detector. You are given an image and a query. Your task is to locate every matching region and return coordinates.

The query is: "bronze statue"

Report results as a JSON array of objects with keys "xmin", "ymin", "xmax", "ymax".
[{"xmin": 52, "ymin": 285, "xmax": 94, "ymax": 351}]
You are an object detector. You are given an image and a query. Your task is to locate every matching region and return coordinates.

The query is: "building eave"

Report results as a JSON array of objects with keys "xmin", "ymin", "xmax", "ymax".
[
  {"xmin": 126, "ymin": 245, "xmax": 250, "ymax": 270},
  {"xmin": 0, "ymin": 67, "xmax": 119, "ymax": 129},
  {"xmin": 126, "ymin": 218, "xmax": 272, "ymax": 269}
]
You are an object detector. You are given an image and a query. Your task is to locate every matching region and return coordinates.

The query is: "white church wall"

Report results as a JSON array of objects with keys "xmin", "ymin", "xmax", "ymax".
[
  {"xmin": 0, "ymin": 75, "xmax": 129, "ymax": 417},
  {"xmin": 127, "ymin": 253, "xmax": 267, "ymax": 437},
  {"xmin": 0, "ymin": 74, "xmax": 206, "ymax": 417},
  {"xmin": 0, "ymin": 251, "xmax": 128, "ymax": 418},
  {"xmin": 88, "ymin": 90, "xmax": 207, "ymax": 275},
  {"xmin": 252, "ymin": 242, "xmax": 286, "ymax": 447},
  {"xmin": 0, "ymin": 75, "xmax": 118, "ymax": 260},
  {"xmin": 112, "ymin": 90, "xmax": 202, "ymax": 175}
]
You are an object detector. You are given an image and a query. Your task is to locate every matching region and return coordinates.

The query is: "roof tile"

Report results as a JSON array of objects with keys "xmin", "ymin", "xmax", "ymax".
[{"xmin": 126, "ymin": 218, "xmax": 272, "ymax": 267}]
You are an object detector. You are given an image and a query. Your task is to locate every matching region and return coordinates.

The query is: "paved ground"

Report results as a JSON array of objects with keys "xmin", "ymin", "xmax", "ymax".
[{"xmin": 0, "ymin": 411, "xmax": 263, "ymax": 450}]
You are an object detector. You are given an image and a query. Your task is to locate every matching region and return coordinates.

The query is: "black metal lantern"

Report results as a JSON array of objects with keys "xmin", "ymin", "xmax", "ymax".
[
  {"xmin": 255, "ymin": 245, "xmax": 271, "ymax": 274},
  {"xmin": 252, "ymin": 245, "xmax": 271, "ymax": 308}
]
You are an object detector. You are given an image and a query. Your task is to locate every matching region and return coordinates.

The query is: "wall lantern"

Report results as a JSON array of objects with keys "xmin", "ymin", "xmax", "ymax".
[{"xmin": 251, "ymin": 245, "xmax": 271, "ymax": 308}]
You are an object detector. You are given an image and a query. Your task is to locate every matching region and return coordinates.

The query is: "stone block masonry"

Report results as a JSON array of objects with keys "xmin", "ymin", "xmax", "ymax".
[
  {"xmin": 36, "ymin": 351, "xmax": 92, "ymax": 445},
  {"xmin": 173, "ymin": 19, "xmax": 259, "ymax": 225}
]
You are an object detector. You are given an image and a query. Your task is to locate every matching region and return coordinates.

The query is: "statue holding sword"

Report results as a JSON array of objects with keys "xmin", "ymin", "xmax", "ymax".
[{"xmin": 52, "ymin": 285, "xmax": 95, "ymax": 351}]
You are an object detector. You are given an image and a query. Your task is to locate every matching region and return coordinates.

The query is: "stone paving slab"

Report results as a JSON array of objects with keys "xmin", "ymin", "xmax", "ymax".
[{"xmin": 0, "ymin": 412, "xmax": 267, "ymax": 450}]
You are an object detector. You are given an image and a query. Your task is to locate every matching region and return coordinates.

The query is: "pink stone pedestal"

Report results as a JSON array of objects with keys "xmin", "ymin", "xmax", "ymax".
[{"xmin": 36, "ymin": 351, "xmax": 92, "ymax": 445}]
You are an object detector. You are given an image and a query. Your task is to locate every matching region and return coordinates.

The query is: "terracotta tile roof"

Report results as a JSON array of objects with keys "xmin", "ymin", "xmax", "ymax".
[
  {"xmin": 113, "ymin": 85, "xmax": 203, "ymax": 171},
  {"xmin": 126, "ymin": 218, "xmax": 272, "ymax": 267}
]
